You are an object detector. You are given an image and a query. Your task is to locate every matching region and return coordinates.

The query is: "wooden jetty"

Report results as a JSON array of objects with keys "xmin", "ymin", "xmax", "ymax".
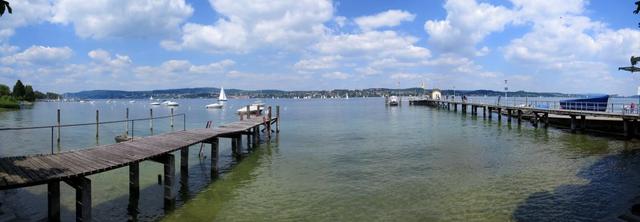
[
  {"xmin": 0, "ymin": 106, "xmax": 280, "ymax": 221},
  {"xmin": 409, "ymin": 98, "xmax": 640, "ymax": 138}
]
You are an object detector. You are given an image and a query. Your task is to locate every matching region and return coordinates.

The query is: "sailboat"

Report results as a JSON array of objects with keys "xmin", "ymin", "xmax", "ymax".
[
  {"xmin": 206, "ymin": 87, "xmax": 226, "ymax": 109},
  {"xmin": 218, "ymin": 87, "xmax": 227, "ymax": 101}
]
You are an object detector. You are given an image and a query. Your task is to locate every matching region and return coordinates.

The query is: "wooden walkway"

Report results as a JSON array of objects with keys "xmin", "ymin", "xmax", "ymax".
[
  {"xmin": 409, "ymin": 98, "xmax": 640, "ymax": 137},
  {"xmin": 0, "ymin": 107, "xmax": 279, "ymax": 221}
]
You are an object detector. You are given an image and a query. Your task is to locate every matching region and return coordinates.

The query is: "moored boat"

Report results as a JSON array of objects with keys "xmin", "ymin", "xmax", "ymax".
[
  {"xmin": 559, "ymin": 95, "xmax": 609, "ymax": 112},
  {"xmin": 388, "ymin": 96, "xmax": 400, "ymax": 106}
]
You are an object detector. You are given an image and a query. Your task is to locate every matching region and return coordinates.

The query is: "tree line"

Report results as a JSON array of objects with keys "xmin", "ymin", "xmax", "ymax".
[{"xmin": 0, "ymin": 80, "xmax": 61, "ymax": 102}]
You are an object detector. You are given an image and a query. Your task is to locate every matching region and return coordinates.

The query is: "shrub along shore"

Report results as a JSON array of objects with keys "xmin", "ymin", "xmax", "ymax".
[{"xmin": 0, "ymin": 80, "xmax": 60, "ymax": 109}]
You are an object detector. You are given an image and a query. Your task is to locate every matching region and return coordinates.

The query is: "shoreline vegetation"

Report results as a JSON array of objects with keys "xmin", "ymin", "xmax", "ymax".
[
  {"xmin": 64, "ymin": 87, "xmax": 603, "ymax": 100},
  {"xmin": 0, "ymin": 80, "xmax": 61, "ymax": 109}
]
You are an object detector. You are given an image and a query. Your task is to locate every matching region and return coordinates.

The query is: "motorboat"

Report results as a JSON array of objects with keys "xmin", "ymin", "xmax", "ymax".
[
  {"xmin": 150, "ymin": 101, "xmax": 161, "ymax": 105},
  {"xmin": 166, "ymin": 101, "xmax": 179, "ymax": 106},
  {"xmin": 206, "ymin": 103, "xmax": 223, "ymax": 109},
  {"xmin": 237, "ymin": 104, "xmax": 264, "ymax": 114},
  {"xmin": 388, "ymin": 96, "xmax": 400, "ymax": 106}
]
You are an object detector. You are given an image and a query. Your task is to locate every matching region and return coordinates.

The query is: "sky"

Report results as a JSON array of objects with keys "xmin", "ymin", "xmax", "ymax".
[{"xmin": 0, "ymin": 0, "xmax": 640, "ymax": 95}]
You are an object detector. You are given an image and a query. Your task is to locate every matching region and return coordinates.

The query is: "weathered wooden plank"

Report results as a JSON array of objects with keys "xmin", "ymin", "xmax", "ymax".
[
  {"xmin": 8, "ymin": 157, "xmax": 41, "ymax": 182},
  {"xmin": 0, "ymin": 158, "xmax": 28, "ymax": 185}
]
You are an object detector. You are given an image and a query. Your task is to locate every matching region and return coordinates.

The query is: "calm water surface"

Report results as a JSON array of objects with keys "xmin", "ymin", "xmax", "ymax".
[{"xmin": 1, "ymin": 98, "xmax": 639, "ymax": 221}]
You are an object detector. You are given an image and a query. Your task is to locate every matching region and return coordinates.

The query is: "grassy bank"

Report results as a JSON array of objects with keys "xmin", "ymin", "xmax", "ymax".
[{"xmin": 0, "ymin": 96, "xmax": 19, "ymax": 109}]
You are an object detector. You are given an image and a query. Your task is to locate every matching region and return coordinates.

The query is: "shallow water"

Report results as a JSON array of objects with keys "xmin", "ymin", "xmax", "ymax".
[{"xmin": 1, "ymin": 98, "xmax": 639, "ymax": 221}]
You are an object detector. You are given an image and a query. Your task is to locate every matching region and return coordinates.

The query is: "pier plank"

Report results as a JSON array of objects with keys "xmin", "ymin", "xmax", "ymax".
[{"xmin": 0, "ymin": 117, "xmax": 276, "ymax": 190}]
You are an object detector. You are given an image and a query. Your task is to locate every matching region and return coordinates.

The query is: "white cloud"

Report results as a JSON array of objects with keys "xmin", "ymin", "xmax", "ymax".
[
  {"xmin": 424, "ymin": 0, "xmax": 513, "ymax": 56},
  {"xmin": 355, "ymin": 10, "xmax": 415, "ymax": 31},
  {"xmin": 315, "ymin": 30, "xmax": 430, "ymax": 59},
  {"xmin": 390, "ymin": 73, "xmax": 425, "ymax": 80},
  {"xmin": 0, "ymin": 0, "xmax": 52, "ymax": 41},
  {"xmin": 1, "ymin": 45, "xmax": 72, "ymax": 65},
  {"xmin": 51, "ymin": 0, "xmax": 193, "ymax": 39},
  {"xmin": 294, "ymin": 55, "xmax": 342, "ymax": 71},
  {"xmin": 163, "ymin": 0, "xmax": 333, "ymax": 53},
  {"xmin": 322, "ymin": 71, "xmax": 350, "ymax": 80}
]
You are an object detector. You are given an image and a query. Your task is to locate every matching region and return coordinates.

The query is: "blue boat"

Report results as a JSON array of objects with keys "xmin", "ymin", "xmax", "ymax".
[{"xmin": 559, "ymin": 95, "xmax": 609, "ymax": 112}]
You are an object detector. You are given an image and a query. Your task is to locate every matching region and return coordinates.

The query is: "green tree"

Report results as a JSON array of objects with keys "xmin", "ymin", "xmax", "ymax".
[
  {"xmin": 0, "ymin": 0, "xmax": 11, "ymax": 17},
  {"xmin": 34, "ymin": 91, "xmax": 45, "ymax": 99},
  {"xmin": 12, "ymin": 80, "xmax": 24, "ymax": 98},
  {"xmin": 0, "ymin": 84, "xmax": 9, "ymax": 96},
  {"xmin": 24, "ymin": 85, "xmax": 35, "ymax": 102}
]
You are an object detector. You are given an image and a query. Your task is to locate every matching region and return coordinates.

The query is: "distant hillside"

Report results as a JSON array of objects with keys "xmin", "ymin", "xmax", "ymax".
[{"xmin": 64, "ymin": 87, "xmax": 580, "ymax": 99}]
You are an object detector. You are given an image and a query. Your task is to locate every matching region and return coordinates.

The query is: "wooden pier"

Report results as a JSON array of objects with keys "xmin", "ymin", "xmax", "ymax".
[
  {"xmin": 409, "ymin": 99, "xmax": 640, "ymax": 138},
  {"xmin": 0, "ymin": 107, "xmax": 279, "ymax": 221}
]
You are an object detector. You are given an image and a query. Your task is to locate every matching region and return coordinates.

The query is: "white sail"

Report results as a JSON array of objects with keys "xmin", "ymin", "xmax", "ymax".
[{"xmin": 218, "ymin": 87, "xmax": 227, "ymax": 101}]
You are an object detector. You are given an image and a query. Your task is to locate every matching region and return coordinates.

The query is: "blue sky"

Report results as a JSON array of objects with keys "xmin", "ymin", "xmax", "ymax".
[{"xmin": 0, "ymin": 0, "xmax": 639, "ymax": 95}]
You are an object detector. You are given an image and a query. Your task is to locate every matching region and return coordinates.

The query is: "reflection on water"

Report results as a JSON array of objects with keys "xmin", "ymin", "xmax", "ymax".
[{"xmin": 0, "ymin": 98, "xmax": 639, "ymax": 221}]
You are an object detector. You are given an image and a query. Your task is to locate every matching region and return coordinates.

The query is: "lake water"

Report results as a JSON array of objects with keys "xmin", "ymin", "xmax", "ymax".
[{"xmin": 1, "ymin": 98, "xmax": 640, "ymax": 221}]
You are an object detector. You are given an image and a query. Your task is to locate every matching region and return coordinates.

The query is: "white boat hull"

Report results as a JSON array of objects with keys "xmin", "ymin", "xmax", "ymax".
[{"xmin": 206, "ymin": 103, "xmax": 223, "ymax": 109}]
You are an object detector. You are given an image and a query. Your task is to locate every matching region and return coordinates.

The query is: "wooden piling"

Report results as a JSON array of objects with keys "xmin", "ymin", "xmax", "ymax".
[
  {"xmin": 488, "ymin": 107, "xmax": 492, "ymax": 119},
  {"xmin": 483, "ymin": 106, "xmax": 487, "ymax": 118},
  {"xmin": 66, "ymin": 177, "xmax": 92, "ymax": 222},
  {"xmin": 210, "ymin": 138, "xmax": 219, "ymax": 178},
  {"xmin": 253, "ymin": 126, "xmax": 259, "ymax": 147},
  {"xmin": 246, "ymin": 105, "xmax": 250, "ymax": 119},
  {"xmin": 231, "ymin": 136, "xmax": 240, "ymax": 159},
  {"xmin": 267, "ymin": 106, "xmax": 272, "ymax": 140},
  {"xmin": 150, "ymin": 109, "xmax": 153, "ymax": 131},
  {"xmin": 170, "ymin": 108, "xmax": 174, "ymax": 128},
  {"xmin": 180, "ymin": 147, "xmax": 188, "ymax": 185},
  {"xmin": 507, "ymin": 109, "xmax": 512, "ymax": 123},
  {"xmin": 570, "ymin": 115, "xmax": 576, "ymax": 132},
  {"xmin": 544, "ymin": 113, "xmax": 549, "ymax": 128},
  {"xmin": 497, "ymin": 108, "xmax": 502, "ymax": 121},
  {"xmin": 276, "ymin": 105, "xmax": 280, "ymax": 133},
  {"xmin": 163, "ymin": 154, "xmax": 175, "ymax": 211},
  {"xmin": 48, "ymin": 181, "xmax": 60, "ymax": 222},
  {"xmin": 95, "ymin": 110, "xmax": 99, "ymax": 138},
  {"xmin": 517, "ymin": 110, "xmax": 522, "ymax": 125},
  {"xmin": 129, "ymin": 162, "xmax": 139, "ymax": 199},
  {"xmin": 580, "ymin": 115, "xmax": 586, "ymax": 130},
  {"xmin": 624, "ymin": 119, "xmax": 634, "ymax": 139},
  {"xmin": 57, "ymin": 109, "xmax": 61, "ymax": 142},
  {"xmin": 126, "ymin": 108, "xmax": 129, "ymax": 136}
]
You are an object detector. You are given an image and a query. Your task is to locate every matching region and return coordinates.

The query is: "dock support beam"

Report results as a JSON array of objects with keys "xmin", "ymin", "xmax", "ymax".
[
  {"xmin": 488, "ymin": 107, "xmax": 492, "ymax": 120},
  {"xmin": 65, "ymin": 177, "xmax": 92, "ymax": 222},
  {"xmin": 517, "ymin": 110, "xmax": 522, "ymax": 125},
  {"xmin": 624, "ymin": 119, "xmax": 634, "ymax": 139},
  {"xmin": 151, "ymin": 154, "xmax": 175, "ymax": 211},
  {"xmin": 454, "ymin": 104, "xmax": 457, "ymax": 112},
  {"xmin": 210, "ymin": 138, "xmax": 219, "ymax": 178},
  {"xmin": 580, "ymin": 115, "xmax": 586, "ymax": 131},
  {"xmin": 497, "ymin": 108, "xmax": 502, "ymax": 121},
  {"xmin": 483, "ymin": 106, "xmax": 487, "ymax": 118},
  {"xmin": 570, "ymin": 115, "xmax": 576, "ymax": 133},
  {"xmin": 543, "ymin": 113, "xmax": 549, "ymax": 128},
  {"xmin": 180, "ymin": 147, "xmax": 188, "ymax": 187},
  {"xmin": 253, "ymin": 126, "xmax": 259, "ymax": 147},
  {"xmin": 128, "ymin": 162, "xmax": 139, "ymax": 218},
  {"xmin": 232, "ymin": 135, "xmax": 242, "ymax": 159},
  {"xmin": 507, "ymin": 109, "xmax": 512, "ymax": 123},
  {"xmin": 48, "ymin": 181, "xmax": 60, "ymax": 222}
]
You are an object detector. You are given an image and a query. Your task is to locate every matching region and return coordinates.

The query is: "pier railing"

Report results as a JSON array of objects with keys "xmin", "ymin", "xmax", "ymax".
[
  {"xmin": 409, "ymin": 96, "xmax": 638, "ymax": 114},
  {"xmin": 0, "ymin": 110, "xmax": 186, "ymax": 154}
]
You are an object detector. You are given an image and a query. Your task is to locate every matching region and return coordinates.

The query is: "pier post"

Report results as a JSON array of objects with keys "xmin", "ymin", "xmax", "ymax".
[
  {"xmin": 57, "ymin": 109, "xmax": 61, "ymax": 143},
  {"xmin": 48, "ymin": 181, "xmax": 60, "ymax": 222},
  {"xmin": 507, "ymin": 109, "xmax": 512, "ymax": 123},
  {"xmin": 210, "ymin": 138, "xmax": 219, "ymax": 178},
  {"xmin": 246, "ymin": 105, "xmax": 250, "ymax": 119},
  {"xmin": 517, "ymin": 110, "xmax": 522, "ymax": 125},
  {"xmin": 532, "ymin": 113, "xmax": 539, "ymax": 128},
  {"xmin": 497, "ymin": 108, "xmax": 502, "ymax": 121},
  {"xmin": 170, "ymin": 108, "xmax": 174, "ymax": 128},
  {"xmin": 544, "ymin": 113, "xmax": 549, "ymax": 128},
  {"xmin": 570, "ymin": 115, "xmax": 576, "ymax": 133},
  {"xmin": 65, "ymin": 177, "xmax": 92, "ymax": 222},
  {"xmin": 624, "ymin": 119, "xmax": 634, "ymax": 139},
  {"xmin": 126, "ymin": 108, "xmax": 129, "ymax": 136},
  {"xmin": 180, "ymin": 147, "xmax": 188, "ymax": 186},
  {"xmin": 163, "ymin": 154, "xmax": 175, "ymax": 210},
  {"xmin": 150, "ymin": 109, "xmax": 153, "ymax": 132},
  {"xmin": 276, "ymin": 105, "xmax": 280, "ymax": 133},
  {"xmin": 253, "ymin": 126, "xmax": 259, "ymax": 147},
  {"xmin": 267, "ymin": 106, "xmax": 272, "ymax": 141},
  {"xmin": 95, "ymin": 110, "xmax": 99, "ymax": 139},
  {"xmin": 580, "ymin": 115, "xmax": 586, "ymax": 130},
  {"xmin": 232, "ymin": 135, "xmax": 241, "ymax": 159},
  {"xmin": 488, "ymin": 107, "xmax": 492, "ymax": 120},
  {"xmin": 462, "ymin": 104, "xmax": 466, "ymax": 114},
  {"xmin": 128, "ymin": 162, "xmax": 139, "ymax": 217},
  {"xmin": 483, "ymin": 106, "xmax": 486, "ymax": 118},
  {"xmin": 454, "ymin": 104, "xmax": 457, "ymax": 112}
]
